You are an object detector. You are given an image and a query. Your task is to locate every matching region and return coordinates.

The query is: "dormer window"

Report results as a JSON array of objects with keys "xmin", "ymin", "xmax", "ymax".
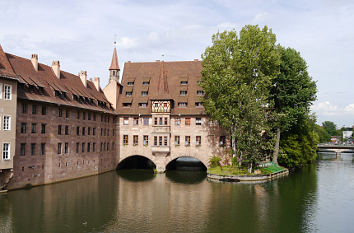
[
  {"xmin": 178, "ymin": 102, "xmax": 187, "ymax": 107},
  {"xmin": 127, "ymin": 81, "xmax": 134, "ymax": 86},
  {"xmin": 143, "ymin": 81, "xmax": 150, "ymax": 85},
  {"xmin": 180, "ymin": 81, "xmax": 188, "ymax": 85},
  {"xmin": 141, "ymin": 91, "xmax": 148, "ymax": 96},
  {"xmin": 195, "ymin": 102, "xmax": 202, "ymax": 107},
  {"xmin": 180, "ymin": 91, "xmax": 187, "ymax": 96},
  {"xmin": 139, "ymin": 103, "xmax": 148, "ymax": 108},
  {"xmin": 126, "ymin": 92, "xmax": 132, "ymax": 96},
  {"xmin": 123, "ymin": 103, "xmax": 132, "ymax": 107},
  {"xmin": 197, "ymin": 90, "xmax": 204, "ymax": 96}
]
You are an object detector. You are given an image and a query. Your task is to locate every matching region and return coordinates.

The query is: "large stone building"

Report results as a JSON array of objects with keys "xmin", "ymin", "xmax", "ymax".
[{"xmin": 0, "ymin": 44, "xmax": 228, "ymax": 190}]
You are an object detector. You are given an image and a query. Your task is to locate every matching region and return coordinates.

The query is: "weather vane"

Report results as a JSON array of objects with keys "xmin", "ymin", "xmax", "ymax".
[{"xmin": 114, "ymin": 34, "xmax": 117, "ymax": 47}]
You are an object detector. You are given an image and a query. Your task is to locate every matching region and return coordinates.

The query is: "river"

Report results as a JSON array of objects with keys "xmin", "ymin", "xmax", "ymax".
[{"xmin": 0, "ymin": 152, "xmax": 353, "ymax": 233}]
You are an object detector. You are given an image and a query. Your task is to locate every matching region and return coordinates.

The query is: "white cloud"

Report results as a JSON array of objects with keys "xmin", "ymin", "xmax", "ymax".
[
  {"xmin": 312, "ymin": 101, "xmax": 340, "ymax": 116},
  {"xmin": 344, "ymin": 104, "xmax": 354, "ymax": 115}
]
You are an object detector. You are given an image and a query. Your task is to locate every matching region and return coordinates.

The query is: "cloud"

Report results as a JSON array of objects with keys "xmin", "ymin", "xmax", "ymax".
[
  {"xmin": 344, "ymin": 104, "xmax": 354, "ymax": 115},
  {"xmin": 312, "ymin": 101, "xmax": 340, "ymax": 116}
]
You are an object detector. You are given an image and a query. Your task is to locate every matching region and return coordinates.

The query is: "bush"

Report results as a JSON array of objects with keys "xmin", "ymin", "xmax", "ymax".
[{"xmin": 209, "ymin": 156, "xmax": 221, "ymax": 168}]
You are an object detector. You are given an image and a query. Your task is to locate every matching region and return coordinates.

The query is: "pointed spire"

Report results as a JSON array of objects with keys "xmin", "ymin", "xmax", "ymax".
[{"xmin": 109, "ymin": 47, "xmax": 120, "ymax": 70}]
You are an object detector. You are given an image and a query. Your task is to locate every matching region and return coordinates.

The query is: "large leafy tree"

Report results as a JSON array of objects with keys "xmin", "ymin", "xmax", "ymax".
[
  {"xmin": 322, "ymin": 121, "xmax": 338, "ymax": 136},
  {"xmin": 270, "ymin": 47, "xmax": 317, "ymax": 164},
  {"xmin": 200, "ymin": 25, "xmax": 280, "ymax": 171}
]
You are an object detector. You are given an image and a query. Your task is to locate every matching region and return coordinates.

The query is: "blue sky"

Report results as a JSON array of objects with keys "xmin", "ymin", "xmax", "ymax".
[{"xmin": 1, "ymin": 0, "xmax": 354, "ymax": 127}]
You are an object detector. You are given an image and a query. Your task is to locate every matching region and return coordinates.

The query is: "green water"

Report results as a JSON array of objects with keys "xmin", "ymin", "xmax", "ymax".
[{"xmin": 0, "ymin": 152, "xmax": 353, "ymax": 233}]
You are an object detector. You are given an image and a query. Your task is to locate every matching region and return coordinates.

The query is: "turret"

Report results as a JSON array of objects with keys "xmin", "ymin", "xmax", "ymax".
[{"xmin": 109, "ymin": 46, "xmax": 120, "ymax": 82}]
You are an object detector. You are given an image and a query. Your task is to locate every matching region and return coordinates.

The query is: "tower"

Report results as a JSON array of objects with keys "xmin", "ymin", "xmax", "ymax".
[{"xmin": 109, "ymin": 44, "xmax": 120, "ymax": 82}]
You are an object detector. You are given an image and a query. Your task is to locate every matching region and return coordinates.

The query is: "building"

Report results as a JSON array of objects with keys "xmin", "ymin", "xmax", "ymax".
[{"xmin": 0, "ymin": 43, "xmax": 228, "ymax": 190}]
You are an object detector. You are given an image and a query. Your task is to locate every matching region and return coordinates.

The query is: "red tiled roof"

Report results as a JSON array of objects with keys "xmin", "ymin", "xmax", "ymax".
[
  {"xmin": 109, "ymin": 47, "xmax": 120, "ymax": 70},
  {"xmin": 117, "ymin": 60, "xmax": 205, "ymax": 115},
  {"xmin": 0, "ymin": 44, "xmax": 17, "ymax": 78}
]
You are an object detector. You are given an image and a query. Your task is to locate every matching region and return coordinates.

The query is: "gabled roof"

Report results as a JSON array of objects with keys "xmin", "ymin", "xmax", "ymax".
[
  {"xmin": 0, "ymin": 44, "xmax": 17, "ymax": 79},
  {"xmin": 109, "ymin": 47, "xmax": 120, "ymax": 70},
  {"xmin": 117, "ymin": 60, "xmax": 205, "ymax": 115}
]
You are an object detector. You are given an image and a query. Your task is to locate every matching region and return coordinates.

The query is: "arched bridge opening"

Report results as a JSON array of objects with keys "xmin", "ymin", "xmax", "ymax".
[
  {"xmin": 166, "ymin": 157, "xmax": 207, "ymax": 172},
  {"xmin": 117, "ymin": 155, "xmax": 156, "ymax": 171}
]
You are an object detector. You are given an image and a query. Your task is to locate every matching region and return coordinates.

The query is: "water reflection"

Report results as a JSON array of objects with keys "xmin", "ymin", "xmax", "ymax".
[{"xmin": 1, "ymin": 154, "xmax": 354, "ymax": 233}]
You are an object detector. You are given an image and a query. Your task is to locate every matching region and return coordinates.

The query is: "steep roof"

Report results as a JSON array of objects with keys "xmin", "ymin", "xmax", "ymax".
[
  {"xmin": 0, "ymin": 45, "xmax": 115, "ymax": 114},
  {"xmin": 109, "ymin": 47, "xmax": 120, "ymax": 70},
  {"xmin": 0, "ymin": 44, "xmax": 17, "ymax": 79},
  {"xmin": 117, "ymin": 60, "xmax": 205, "ymax": 115}
]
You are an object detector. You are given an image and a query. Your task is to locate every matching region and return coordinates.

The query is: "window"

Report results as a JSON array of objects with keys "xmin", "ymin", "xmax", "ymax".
[
  {"xmin": 185, "ymin": 118, "xmax": 191, "ymax": 126},
  {"xmin": 31, "ymin": 143, "xmax": 36, "ymax": 156},
  {"xmin": 57, "ymin": 143, "xmax": 62, "ymax": 154},
  {"xmin": 219, "ymin": 136, "xmax": 226, "ymax": 147},
  {"xmin": 58, "ymin": 108, "xmax": 62, "ymax": 117},
  {"xmin": 21, "ymin": 123, "xmax": 27, "ymax": 133},
  {"xmin": 65, "ymin": 126, "xmax": 69, "ymax": 135},
  {"xmin": 159, "ymin": 117, "xmax": 163, "ymax": 125},
  {"xmin": 82, "ymin": 127, "xmax": 86, "ymax": 136},
  {"xmin": 154, "ymin": 117, "xmax": 158, "ymax": 125},
  {"xmin": 175, "ymin": 136, "xmax": 180, "ymax": 145},
  {"xmin": 143, "ymin": 135, "xmax": 149, "ymax": 146},
  {"xmin": 93, "ymin": 128, "xmax": 96, "ymax": 135},
  {"xmin": 88, "ymin": 112, "xmax": 91, "ymax": 120},
  {"xmin": 31, "ymin": 123, "xmax": 37, "ymax": 133},
  {"xmin": 178, "ymin": 102, "xmax": 187, "ymax": 107},
  {"xmin": 127, "ymin": 81, "xmax": 134, "ymax": 86},
  {"xmin": 20, "ymin": 143, "xmax": 26, "ymax": 156},
  {"xmin": 65, "ymin": 143, "xmax": 69, "ymax": 154},
  {"xmin": 3, "ymin": 116, "xmax": 10, "ymax": 130},
  {"xmin": 126, "ymin": 92, "xmax": 132, "ymax": 96},
  {"xmin": 88, "ymin": 127, "xmax": 91, "ymax": 135},
  {"xmin": 82, "ymin": 143, "xmax": 85, "ymax": 152},
  {"xmin": 32, "ymin": 105, "xmax": 37, "ymax": 114},
  {"xmin": 143, "ymin": 81, "xmax": 150, "ymax": 85},
  {"xmin": 83, "ymin": 112, "xmax": 86, "ymax": 120},
  {"xmin": 185, "ymin": 136, "xmax": 190, "ymax": 146},
  {"xmin": 133, "ymin": 135, "xmax": 138, "ymax": 146},
  {"xmin": 143, "ymin": 117, "xmax": 149, "ymax": 125},
  {"xmin": 66, "ymin": 110, "xmax": 70, "ymax": 118},
  {"xmin": 195, "ymin": 102, "xmax": 202, "ymax": 107},
  {"xmin": 41, "ymin": 124, "xmax": 46, "ymax": 134},
  {"xmin": 58, "ymin": 125, "xmax": 62, "ymax": 135},
  {"xmin": 4, "ymin": 85, "xmax": 11, "ymax": 100},
  {"xmin": 123, "ymin": 117, "xmax": 129, "ymax": 125},
  {"xmin": 154, "ymin": 136, "xmax": 158, "ymax": 146},
  {"xmin": 196, "ymin": 118, "xmax": 202, "ymax": 125},
  {"xmin": 40, "ymin": 143, "xmax": 46, "ymax": 155},
  {"xmin": 175, "ymin": 118, "xmax": 181, "ymax": 126},
  {"xmin": 76, "ymin": 126, "xmax": 80, "ymax": 135},
  {"xmin": 180, "ymin": 91, "xmax": 187, "ymax": 96},
  {"xmin": 139, "ymin": 103, "xmax": 147, "ymax": 107},
  {"xmin": 123, "ymin": 135, "xmax": 128, "ymax": 145},
  {"xmin": 76, "ymin": 143, "xmax": 79, "ymax": 153},
  {"xmin": 42, "ymin": 106, "xmax": 46, "ymax": 115},
  {"xmin": 101, "ymin": 128, "xmax": 103, "ymax": 136},
  {"xmin": 196, "ymin": 136, "xmax": 201, "ymax": 146},
  {"xmin": 22, "ymin": 103, "xmax": 27, "ymax": 114},
  {"xmin": 87, "ymin": 143, "xmax": 90, "ymax": 152},
  {"xmin": 180, "ymin": 81, "xmax": 188, "ymax": 85},
  {"xmin": 164, "ymin": 117, "xmax": 168, "ymax": 125},
  {"xmin": 123, "ymin": 103, "xmax": 132, "ymax": 107},
  {"xmin": 141, "ymin": 91, "xmax": 148, "ymax": 96},
  {"xmin": 159, "ymin": 136, "xmax": 163, "ymax": 146},
  {"xmin": 197, "ymin": 90, "xmax": 204, "ymax": 96},
  {"xmin": 93, "ymin": 113, "xmax": 96, "ymax": 121},
  {"xmin": 3, "ymin": 143, "xmax": 10, "ymax": 160},
  {"xmin": 164, "ymin": 136, "xmax": 168, "ymax": 146},
  {"xmin": 133, "ymin": 117, "xmax": 139, "ymax": 125},
  {"xmin": 93, "ymin": 143, "xmax": 96, "ymax": 152},
  {"xmin": 0, "ymin": 84, "xmax": 2, "ymax": 99},
  {"xmin": 77, "ymin": 111, "xmax": 80, "ymax": 119}
]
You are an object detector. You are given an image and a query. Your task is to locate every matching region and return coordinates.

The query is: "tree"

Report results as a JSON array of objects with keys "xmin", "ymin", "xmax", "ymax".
[
  {"xmin": 314, "ymin": 124, "xmax": 330, "ymax": 143},
  {"xmin": 322, "ymin": 121, "xmax": 337, "ymax": 136},
  {"xmin": 200, "ymin": 25, "xmax": 280, "ymax": 171},
  {"xmin": 270, "ymin": 47, "xmax": 317, "ymax": 164}
]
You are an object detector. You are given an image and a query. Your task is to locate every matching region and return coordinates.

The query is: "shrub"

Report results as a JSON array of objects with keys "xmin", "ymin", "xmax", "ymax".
[{"xmin": 209, "ymin": 155, "xmax": 221, "ymax": 168}]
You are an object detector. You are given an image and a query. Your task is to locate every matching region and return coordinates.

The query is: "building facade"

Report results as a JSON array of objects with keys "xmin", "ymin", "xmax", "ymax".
[{"xmin": 0, "ymin": 43, "xmax": 229, "ymax": 190}]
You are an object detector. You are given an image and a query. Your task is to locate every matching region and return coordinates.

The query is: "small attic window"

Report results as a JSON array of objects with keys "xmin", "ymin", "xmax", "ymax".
[
  {"xmin": 123, "ymin": 103, "xmax": 132, "ymax": 107},
  {"xmin": 178, "ymin": 102, "xmax": 187, "ymax": 107},
  {"xmin": 126, "ymin": 92, "xmax": 132, "ymax": 96},
  {"xmin": 141, "ymin": 91, "xmax": 148, "ymax": 96},
  {"xmin": 143, "ymin": 81, "xmax": 150, "ymax": 85},
  {"xmin": 197, "ymin": 90, "xmax": 204, "ymax": 96},
  {"xmin": 139, "ymin": 103, "xmax": 148, "ymax": 108},
  {"xmin": 127, "ymin": 81, "xmax": 134, "ymax": 86},
  {"xmin": 180, "ymin": 91, "xmax": 187, "ymax": 96},
  {"xmin": 181, "ymin": 81, "xmax": 188, "ymax": 85}
]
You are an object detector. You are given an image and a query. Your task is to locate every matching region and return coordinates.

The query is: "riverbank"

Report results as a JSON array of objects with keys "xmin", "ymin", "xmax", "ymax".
[{"xmin": 207, "ymin": 163, "xmax": 289, "ymax": 182}]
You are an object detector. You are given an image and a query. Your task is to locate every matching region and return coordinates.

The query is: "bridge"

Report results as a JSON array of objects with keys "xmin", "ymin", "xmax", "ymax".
[{"xmin": 317, "ymin": 144, "xmax": 354, "ymax": 158}]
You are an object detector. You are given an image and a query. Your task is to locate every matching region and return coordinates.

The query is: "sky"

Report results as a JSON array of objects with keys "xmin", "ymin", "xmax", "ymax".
[{"xmin": 1, "ymin": 0, "xmax": 354, "ymax": 127}]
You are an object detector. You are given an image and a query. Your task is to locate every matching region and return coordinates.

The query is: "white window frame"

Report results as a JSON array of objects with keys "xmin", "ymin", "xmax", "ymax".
[
  {"xmin": 196, "ymin": 118, "xmax": 202, "ymax": 125},
  {"xmin": 123, "ymin": 117, "xmax": 129, "ymax": 125},
  {"xmin": 0, "ymin": 83, "xmax": 2, "ymax": 99},
  {"xmin": 3, "ymin": 143, "xmax": 10, "ymax": 160},
  {"xmin": 3, "ymin": 116, "xmax": 11, "ymax": 130},
  {"xmin": 4, "ymin": 84, "xmax": 11, "ymax": 100}
]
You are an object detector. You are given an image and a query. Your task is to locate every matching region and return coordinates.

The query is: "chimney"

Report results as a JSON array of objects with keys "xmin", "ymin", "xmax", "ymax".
[
  {"xmin": 93, "ymin": 77, "xmax": 100, "ymax": 91},
  {"xmin": 52, "ymin": 61, "xmax": 60, "ymax": 79},
  {"xmin": 79, "ymin": 70, "xmax": 87, "ymax": 87},
  {"xmin": 31, "ymin": 54, "xmax": 38, "ymax": 71}
]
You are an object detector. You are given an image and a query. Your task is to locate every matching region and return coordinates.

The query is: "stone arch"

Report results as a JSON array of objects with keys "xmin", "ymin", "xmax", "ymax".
[
  {"xmin": 165, "ymin": 156, "xmax": 208, "ymax": 172},
  {"xmin": 117, "ymin": 155, "xmax": 157, "ymax": 170}
]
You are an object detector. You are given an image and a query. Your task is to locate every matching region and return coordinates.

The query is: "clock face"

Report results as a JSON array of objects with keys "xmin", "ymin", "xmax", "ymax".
[{"xmin": 152, "ymin": 100, "xmax": 171, "ymax": 113}]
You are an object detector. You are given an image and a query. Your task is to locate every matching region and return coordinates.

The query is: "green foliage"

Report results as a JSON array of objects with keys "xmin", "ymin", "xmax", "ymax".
[
  {"xmin": 314, "ymin": 124, "xmax": 330, "ymax": 143},
  {"xmin": 279, "ymin": 116, "xmax": 319, "ymax": 168},
  {"xmin": 209, "ymin": 156, "xmax": 221, "ymax": 168},
  {"xmin": 322, "ymin": 121, "xmax": 338, "ymax": 136},
  {"xmin": 200, "ymin": 25, "xmax": 280, "ymax": 171}
]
